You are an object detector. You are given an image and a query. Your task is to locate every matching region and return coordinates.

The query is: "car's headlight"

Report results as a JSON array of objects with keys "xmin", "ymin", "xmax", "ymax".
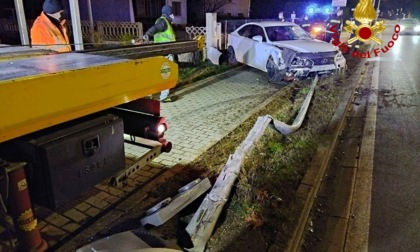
[
  {"xmin": 414, "ymin": 25, "xmax": 420, "ymax": 32},
  {"xmin": 400, "ymin": 25, "xmax": 406, "ymax": 31},
  {"xmin": 291, "ymin": 57, "xmax": 314, "ymax": 67}
]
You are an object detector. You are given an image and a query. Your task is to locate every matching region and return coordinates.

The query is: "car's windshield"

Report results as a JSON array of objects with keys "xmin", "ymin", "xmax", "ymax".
[
  {"xmin": 400, "ymin": 19, "xmax": 418, "ymax": 24},
  {"xmin": 266, "ymin": 25, "xmax": 312, "ymax": 41}
]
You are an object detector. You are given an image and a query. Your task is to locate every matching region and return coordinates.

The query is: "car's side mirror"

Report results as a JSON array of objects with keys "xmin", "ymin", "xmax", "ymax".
[{"xmin": 252, "ymin": 35, "xmax": 263, "ymax": 42}]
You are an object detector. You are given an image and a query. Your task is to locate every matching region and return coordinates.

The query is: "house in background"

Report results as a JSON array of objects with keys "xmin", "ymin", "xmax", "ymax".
[
  {"xmin": 217, "ymin": 0, "xmax": 251, "ymax": 19},
  {"xmin": 64, "ymin": 0, "xmax": 135, "ymax": 22},
  {"xmin": 187, "ymin": 0, "xmax": 251, "ymax": 25},
  {"xmin": 0, "ymin": 0, "xmax": 195, "ymax": 44},
  {"xmin": 166, "ymin": 0, "xmax": 188, "ymax": 25},
  {"xmin": 62, "ymin": 0, "xmax": 187, "ymax": 28}
]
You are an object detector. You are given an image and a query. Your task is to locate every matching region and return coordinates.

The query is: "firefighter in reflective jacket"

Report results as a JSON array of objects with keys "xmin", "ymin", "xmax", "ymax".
[
  {"xmin": 300, "ymin": 14, "xmax": 311, "ymax": 32},
  {"xmin": 143, "ymin": 5, "xmax": 176, "ymax": 43},
  {"xmin": 30, "ymin": 0, "xmax": 71, "ymax": 52},
  {"xmin": 143, "ymin": 5, "xmax": 176, "ymax": 102},
  {"xmin": 325, "ymin": 9, "xmax": 343, "ymax": 43}
]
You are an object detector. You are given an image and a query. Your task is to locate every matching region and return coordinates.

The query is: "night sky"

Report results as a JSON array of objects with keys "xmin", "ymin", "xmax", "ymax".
[{"xmin": 1, "ymin": 0, "xmax": 419, "ymax": 21}]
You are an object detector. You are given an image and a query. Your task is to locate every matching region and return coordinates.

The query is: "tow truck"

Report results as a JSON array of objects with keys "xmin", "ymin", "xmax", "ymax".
[{"xmin": 0, "ymin": 39, "xmax": 203, "ymax": 251}]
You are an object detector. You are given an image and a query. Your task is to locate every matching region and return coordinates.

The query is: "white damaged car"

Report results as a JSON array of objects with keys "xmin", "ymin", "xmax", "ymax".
[{"xmin": 227, "ymin": 21, "xmax": 346, "ymax": 84}]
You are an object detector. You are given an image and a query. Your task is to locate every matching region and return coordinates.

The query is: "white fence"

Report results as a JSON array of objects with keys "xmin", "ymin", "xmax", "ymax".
[
  {"xmin": 185, "ymin": 18, "xmax": 276, "ymax": 51},
  {"xmin": 0, "ymin": 20, "xmax": 143, "ymax": 44}
]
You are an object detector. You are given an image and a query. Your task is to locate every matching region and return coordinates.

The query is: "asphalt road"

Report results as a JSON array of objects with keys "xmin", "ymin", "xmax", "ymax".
[
  {"xmin": 301, "ymin": 21, "xmax": 420, "ymax": 252},
  {"xmin": 368, "ymin": 24, "xmax": 420, "ymax": 251}
]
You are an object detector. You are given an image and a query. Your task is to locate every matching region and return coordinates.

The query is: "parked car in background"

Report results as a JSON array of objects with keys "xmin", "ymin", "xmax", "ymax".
[
  {"xmin": 227, "ymin": 21, "xmax": 346, "ymax": 84},
  {"xmin": 399, "ymin": 18, "xmax": 420, "ymax": 35}
]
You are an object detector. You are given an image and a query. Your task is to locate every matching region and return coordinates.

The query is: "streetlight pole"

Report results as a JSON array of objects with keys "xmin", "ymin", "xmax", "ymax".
[{"xmin": 14, "ymin": 0, "xmax": 30, "ymax": 46}]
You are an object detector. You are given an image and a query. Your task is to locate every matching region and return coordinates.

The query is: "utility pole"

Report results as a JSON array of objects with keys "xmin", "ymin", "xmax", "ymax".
[
  {"xmin": 69, "ymin": 0, "xmax": 84, "ymax": 50},
  {"xmin": 14, "ymin": 0, "xmax": 30, "ymax": 46}
]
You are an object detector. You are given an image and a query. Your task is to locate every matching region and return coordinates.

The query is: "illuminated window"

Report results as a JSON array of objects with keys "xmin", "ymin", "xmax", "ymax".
[{"xmin": 172, "ymin": 1, "xmax": 181, "ymax": 16}]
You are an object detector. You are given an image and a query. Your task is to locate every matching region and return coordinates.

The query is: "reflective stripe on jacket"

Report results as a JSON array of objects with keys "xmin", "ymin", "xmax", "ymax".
[
  {"xmin": 30, "ymin": 12, "xmax": 71, "ymax": 52},
  {"xmin": 153, "ymin": 17, "xmax": 175, "ymax": 43},
  {"xmin": 329, "ymin": 19, "xmax": 342, "ymax": 24}
]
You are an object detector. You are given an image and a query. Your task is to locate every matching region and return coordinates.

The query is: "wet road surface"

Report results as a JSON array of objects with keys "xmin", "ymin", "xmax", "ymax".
[{"xmin": 368, "ymin": 23, "xmax": 420, "ymax": 251}]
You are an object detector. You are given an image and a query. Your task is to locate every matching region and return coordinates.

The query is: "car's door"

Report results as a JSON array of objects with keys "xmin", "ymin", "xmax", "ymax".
[
  {"xmin": 251, "ymin": 26, "xmax": 274, "ymax": 71},
  {"xmin": 233, "ymin": 24, "xmax": 256, "ymax": 65},
  {"xmin": 240, "ymin": 24, "xmax": 272, "ymax": 70},
  {"xmin": 231, "ymin": 24, "xmax": 276, "ymax": 70}
]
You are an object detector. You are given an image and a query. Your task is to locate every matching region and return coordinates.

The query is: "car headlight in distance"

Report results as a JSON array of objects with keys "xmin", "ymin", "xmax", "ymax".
[
  {"xmin": 313, "ymin": 26, "xmax": 323, "ymax": 33},
  {"xmin": 400, "ymin": 25, "xmax": 406, "ymax": 31},
  {"xmin": 414, "ymin": 25, "xmax": 420, "ymax": 32}
]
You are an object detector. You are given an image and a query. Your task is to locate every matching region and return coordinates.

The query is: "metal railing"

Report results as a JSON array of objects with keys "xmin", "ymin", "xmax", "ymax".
[{"xmin": 0, "ymin": 20, "xmax": 143, "ymax": 44}]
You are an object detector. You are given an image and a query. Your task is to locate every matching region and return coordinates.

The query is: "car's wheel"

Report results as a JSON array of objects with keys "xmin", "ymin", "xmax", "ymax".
[
  {"xmin": 227, "ymin": 46, "xmax": 238, "ymax": 65},
  {"xmin": 266, "ymin": 57, "xmax": 286, "ymax": 84}
]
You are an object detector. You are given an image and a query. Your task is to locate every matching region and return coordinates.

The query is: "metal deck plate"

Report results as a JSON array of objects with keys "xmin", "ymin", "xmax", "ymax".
[{"xmin": 0, "ymin": 53, "xmax": 127, "ymax": 81}]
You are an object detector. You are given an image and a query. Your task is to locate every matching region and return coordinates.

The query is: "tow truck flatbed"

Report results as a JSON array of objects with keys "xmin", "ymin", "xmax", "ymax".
[{"xmin": 0, "ymin": 52, "xmax": 177, "ymax": 142}]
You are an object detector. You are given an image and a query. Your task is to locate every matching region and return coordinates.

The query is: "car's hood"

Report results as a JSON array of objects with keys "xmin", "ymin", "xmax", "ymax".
[{"xmin": 272, "ymin": 40, "xmax": 337, "ymax": 53}]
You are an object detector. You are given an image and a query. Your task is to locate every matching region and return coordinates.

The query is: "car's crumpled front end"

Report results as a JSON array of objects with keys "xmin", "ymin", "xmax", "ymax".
[{"xmin": 279, "ymin": 47, "xmax": 346, "ymax": 79}]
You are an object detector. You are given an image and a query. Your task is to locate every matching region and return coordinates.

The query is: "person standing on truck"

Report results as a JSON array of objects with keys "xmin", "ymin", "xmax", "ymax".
[
  {"xmin": 30, "ymin": 0, "xmax": 71, "ymax": 52},
  {"xmin": 143, "ymin": 5, "xmax": 177, "ymax": 103}
]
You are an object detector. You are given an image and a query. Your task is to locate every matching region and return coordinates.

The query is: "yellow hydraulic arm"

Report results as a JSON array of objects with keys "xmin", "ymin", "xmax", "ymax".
[{"xmin": 0, "ymin": 52, "xmax": 178, "ymax": 143}]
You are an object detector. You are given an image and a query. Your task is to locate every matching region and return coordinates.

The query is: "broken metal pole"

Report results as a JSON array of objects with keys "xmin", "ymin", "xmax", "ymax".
[
  {"xmin": 184, "ymin": 76, "xmax": 320, "ymax": 251},
  {"xmin": 186, "ymin": 76, "xmax": 318, "ymax": 252},
  {"xmin": 272, "ymin": 75, "xmax": 319, "ymax": 135},
  {"xmin": 185, "ymin": 115, "xmax": 272, "ymax": 252},
  {"xmin": 140, "ymin": 178, "xmax": 211, "ymax": 227}
]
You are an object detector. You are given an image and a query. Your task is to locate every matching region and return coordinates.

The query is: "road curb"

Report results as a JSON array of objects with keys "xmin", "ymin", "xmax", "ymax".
[{"xmin": 285, "ymin": 57, "xmax": 371, "ymax": 252}]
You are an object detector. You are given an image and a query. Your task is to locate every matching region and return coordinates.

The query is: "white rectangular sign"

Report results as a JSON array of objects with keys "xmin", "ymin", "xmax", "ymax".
[{"xmin": 332, "ymin": 0, "xmax": 347, "ymax": 7}]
